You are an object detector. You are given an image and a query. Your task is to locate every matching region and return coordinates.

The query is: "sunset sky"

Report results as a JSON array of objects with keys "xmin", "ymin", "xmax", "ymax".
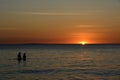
[{"xmin": 0, "ymin": 0, "xmax": 120, "ymax": 44}]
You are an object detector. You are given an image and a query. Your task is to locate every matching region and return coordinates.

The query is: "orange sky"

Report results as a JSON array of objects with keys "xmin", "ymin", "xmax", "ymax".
[{"xmin": 0, "ymin": 0, "xmax": 120, "ymax": 44}]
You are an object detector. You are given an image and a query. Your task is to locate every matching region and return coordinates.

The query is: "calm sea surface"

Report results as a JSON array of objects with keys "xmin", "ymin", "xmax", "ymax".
[{"xmin": 0, "ymin": 44, "xmax": 120, "ymax": 80}]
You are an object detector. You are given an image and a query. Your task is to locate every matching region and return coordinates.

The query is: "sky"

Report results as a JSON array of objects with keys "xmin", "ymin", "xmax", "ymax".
[{"xmin": 0, "ymin": 0, "xmax": 120, "ymax": 44}]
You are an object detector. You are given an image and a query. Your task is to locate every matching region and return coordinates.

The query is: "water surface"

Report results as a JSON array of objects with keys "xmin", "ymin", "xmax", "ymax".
[{"xmin": 0, "ymin": 44, "xmax": 120, "ymax": 80}]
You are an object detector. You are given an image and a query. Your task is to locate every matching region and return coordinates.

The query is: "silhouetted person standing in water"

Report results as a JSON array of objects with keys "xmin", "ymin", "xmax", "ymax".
[
  {"xmin": 23, "ymin": 53, "xmax": 26, "ymax": 61},
  {"xmin": 17, "ymin": 52, "xmax": 22, "ymax": 63}
]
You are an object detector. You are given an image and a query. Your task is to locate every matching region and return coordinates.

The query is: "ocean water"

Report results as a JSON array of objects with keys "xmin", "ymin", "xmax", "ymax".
[{"xmin": 0, "ymin": 44, "xmax": 120, "ymax": 80}]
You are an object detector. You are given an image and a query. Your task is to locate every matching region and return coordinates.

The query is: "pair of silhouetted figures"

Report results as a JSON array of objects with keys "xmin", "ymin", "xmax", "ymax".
[{"xmin": 17, "ymin": 52, "xmax": 26, "ymax": 62}]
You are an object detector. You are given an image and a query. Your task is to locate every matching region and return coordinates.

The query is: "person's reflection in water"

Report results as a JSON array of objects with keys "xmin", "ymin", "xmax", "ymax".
[{"xmin": 17, "ymin": 52, "xmax": 22, "ymax": 64}]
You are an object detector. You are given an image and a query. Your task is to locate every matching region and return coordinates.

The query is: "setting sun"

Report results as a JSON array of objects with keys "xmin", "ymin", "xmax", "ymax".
[{"xmin": 79, "ymin": 41, "xmax": 88, "ymax": 45}]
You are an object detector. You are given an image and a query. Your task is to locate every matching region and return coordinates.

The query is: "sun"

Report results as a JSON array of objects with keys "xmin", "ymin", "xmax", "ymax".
[{"xmin": 79, "ymin": 41, "xmax": 87, "ymax": 45}]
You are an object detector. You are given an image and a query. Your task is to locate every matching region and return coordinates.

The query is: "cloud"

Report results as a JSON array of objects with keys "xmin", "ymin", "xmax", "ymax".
[
  {"xmin": 76, "ymin": 25, "xmax": 95, "ymax": 28},
  {"xmin": 12, "ymin": 10, "xmax": 103, "ymax": 16},
  {"xmin": 13, "ymin": 10, "xmax": 103, "ymax": 16},
  {"xmin": 17, "ymin": 12, "xmax": 87, "ymax": 16},
  {"xmin": 0, "ymin": 27, "xmax": 16, "ymax": 30},
  {"xmin": 15, "ymin": 10, "xmax": 103, "ymax": 16}
]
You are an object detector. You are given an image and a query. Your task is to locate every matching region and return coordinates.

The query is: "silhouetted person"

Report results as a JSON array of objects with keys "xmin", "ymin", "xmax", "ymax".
[
  {"xmin": 23, "ymin": 53, "xmax": 26, "ymax": 61},
  {"xmin": 17, "ymin": 52, "xmax": 22, "ymax": 63}
]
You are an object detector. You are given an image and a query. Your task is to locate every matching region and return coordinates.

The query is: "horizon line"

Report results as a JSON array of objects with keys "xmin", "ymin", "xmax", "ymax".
[{"xmin": 0, "ymin": 43, "xmax": 120, "ymax": 45}]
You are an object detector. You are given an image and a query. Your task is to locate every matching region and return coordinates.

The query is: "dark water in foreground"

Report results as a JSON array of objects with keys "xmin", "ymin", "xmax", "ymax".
[{"xmin": 0, "ymin": 44, "xmax": 120, "ymax": 80}]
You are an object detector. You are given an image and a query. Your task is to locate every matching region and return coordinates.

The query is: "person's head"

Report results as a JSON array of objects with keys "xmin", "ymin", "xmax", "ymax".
[{"xmin": 18, "ymin": 52, "xmax": 21, "ymax": 54}]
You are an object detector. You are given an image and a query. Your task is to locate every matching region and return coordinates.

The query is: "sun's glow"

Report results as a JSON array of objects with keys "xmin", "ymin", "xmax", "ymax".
[{"xmin": 79, "ymin": 41, "xmax": 87, "ymax": 45}]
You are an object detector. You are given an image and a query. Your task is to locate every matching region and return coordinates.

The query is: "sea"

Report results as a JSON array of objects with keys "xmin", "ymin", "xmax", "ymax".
[{"xmin": 0, "ymin": 44, "xmax": 120, "ymax": 80}]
